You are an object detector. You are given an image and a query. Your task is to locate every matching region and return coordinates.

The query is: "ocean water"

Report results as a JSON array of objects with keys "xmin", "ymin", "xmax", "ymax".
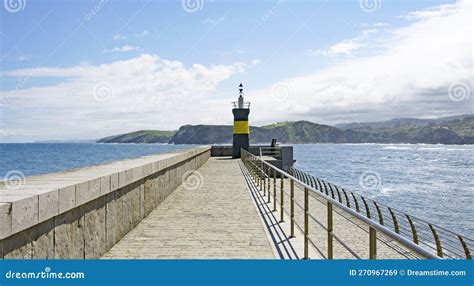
[
  {"xmin": 0, "ymin": 143, "xmax": 194, "ymax": 177},
  {"xmin": 0, "ymin": 143, "xmax": 472, "ymax": 238},
  {"xmin": 293, "ymin": 144, "xmax": 473, "ymax": 238}
]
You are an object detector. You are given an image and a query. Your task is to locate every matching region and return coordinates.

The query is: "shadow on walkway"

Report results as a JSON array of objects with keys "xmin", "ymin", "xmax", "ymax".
[{"xmin": 239, "ymin": 161, "xmax": 299, "ymax": 260}]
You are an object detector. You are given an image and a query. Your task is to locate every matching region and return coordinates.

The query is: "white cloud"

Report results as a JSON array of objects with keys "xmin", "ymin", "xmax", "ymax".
[
  {"xmin": 251, "ymin": 59, "xmax": 261, "ymax": 66},
  {"xmin": 310, "ymin": 39, "xmax": 365, "ymax": 57},
  {"xmin": 372, "ymin": 22, "xmax": 389, "ymax": 27},
  {"xmin": 361, "ymin": 28, "xmax": 378, "ymax": 36},
  {"xmin": 103, "ymin": 45, "xmax": 140, "ymax": 53},
  {"xmin": 135, "ymin": 30, "xmax": 149, "ymax": 37},
  {"xmin": 311, "ymin": 24, "xmax": 382, "ymax": 57},
  {"xmin": 202, "ymin": 17, "xmax": 225, "ymax": 26},
  {"xmin": 112, "ymin": 34, "xmax": 127, "ymax": 40},
  {"xmin": 252, "ymin": 0, "xmax": 472, "ymax": 125},
  {"xmin": 403, "ymin": 4, "xmax": 458, "ymax": 20},
  {"xmin": 0, "ymin": 54, "xmax": 255, "ymax": 141}
]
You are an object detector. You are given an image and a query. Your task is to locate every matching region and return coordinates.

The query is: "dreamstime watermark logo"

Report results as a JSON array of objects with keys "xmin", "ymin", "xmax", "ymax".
[
  {"xmin": 448, "ymin": 82, "xmax": 470, "ymax": 102},
  {"xmin": 4, "ymin": 266, "xmax": 85, "ymax": 280},
  {"xmin": 84, "ymin": 0, "xmax": 108, "ymax": 22},
  {"xmin": 181, "ymin": 0, "xmax": 204, "ymax": 13},
  {"xmin": 271, "ymin": 82, "xmax": 292, "ymax": 102},
  {"xmin": 359, "ymin": 0, "xmax": 381, "ymax": 13},
  {"xmin": 3, "ymin": 170, "xmax": 26, "ymax": 190},
  {"xmin": 92, "ymin": 179, "xmax": 101, "ymax": 193},
  {"xmin": 3, "ymin": 0, "xmax": 26, "ymax": 13},
  {"xmin": 182, "ymin": 170, "xmax": 203, "ymax": 191},
  {"xmin": 262, "ymin": 0, "xmax": 285, "ymax": 22},
  {"xmin": 1, "ymin": 72, "xmax": 34, "ymax": 106},
  {"xmin": 359, "ymin": 171, "xmax": 381, "ymax": 190},
  {"xmin": 92, "ymin": 82, "xmax": 114, "ymax": 102}
]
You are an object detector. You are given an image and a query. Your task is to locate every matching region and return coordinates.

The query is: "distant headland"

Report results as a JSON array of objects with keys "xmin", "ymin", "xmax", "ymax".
[{"xmin": 97, "ymin": 114, "xmax": 474, "ymax": 145}]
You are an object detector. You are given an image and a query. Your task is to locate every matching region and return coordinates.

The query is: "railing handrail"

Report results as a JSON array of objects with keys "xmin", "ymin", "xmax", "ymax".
[{"xmin": 241, "ymin": 149, "xmax": 472, "ymax": 260}]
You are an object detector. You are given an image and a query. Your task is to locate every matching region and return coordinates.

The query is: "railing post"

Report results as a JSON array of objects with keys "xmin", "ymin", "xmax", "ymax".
[
  {"xmin": 374, "ymin": 202, "xmax": 384, "ymax": 225},
  {"xmin": 267, "ymin": 166, "xmax": 270, "ymax": 199},
  {"xmin": 361, "ymin": 197, "xmax": 371, "ymax": 218},
  {"xmin": 267, "ymin": 168, "xmax": 271, "ymax": 203},
  {"xmin": 429, "ymin": 224, "xmax": 443, "ymax": 258},
  {"xmin": 254, "ymin": 160, "xmax": 257, "ymax": 182},
  {"xmin": 257, "ymin": 164, "xmax": 260, "ymax": 189},
  {"xmin": 458, "ymin": 235, "xmax": 472, "ymax": 259},
  {"xmin": 258, "ymin": 161, "xmax": 261, "ymax": 189},
  {"xmin": 250, "ymin": 160, "xmax": 254, "ymax": 180},
  {"xmin": 341, "ymin": 189, "xmax": 350, "ymax": 208},
  {"xmin": 290, "ymin": 179, "xmax": 295, "ymax": 238},
  {"xmin": 351, "ymin": 193, "xmax": 360, "ymax": 212},
  {"xmin": 406, "ymin": 215, "xmax": 419, "ymax": 244},
  {"xmin": 273, "ymin": 168, "xmax": 277, "ymax": 212},
  {"xmin": 304, "ymin": 187, "xmax": 309, "ymax": 259},
  {"xmin": 280, "ymin": 174, "xmax": 284, "ymax": 222},
  {"xmin": 263, "ymin": 165, "xmax": 267, "ymax": 196},
  {"xmin": 327, "ymin": 201, "xmax": 333, "ymax": 259},
  {"xmin": 369, "ymin": 226, "xmax": 377, "ymax": 259},
  {"xmin": 388, "ymin": 208, "xmax": 400, "ymax": 234}
]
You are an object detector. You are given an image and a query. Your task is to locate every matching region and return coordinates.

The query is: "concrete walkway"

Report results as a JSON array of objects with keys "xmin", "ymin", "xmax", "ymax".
[{"xmin": 103, "ymin": 157, "xmax": 275, "ymax": 259}]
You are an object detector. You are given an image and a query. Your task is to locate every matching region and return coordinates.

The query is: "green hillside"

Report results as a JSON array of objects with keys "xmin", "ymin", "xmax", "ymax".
[
  {"xmin": 97, "ymin": 130, "xmax": 176, "ymax": 143},
  {"xmin": 97, "ymin": 116, "xmax": 474, "ymax": 145}
]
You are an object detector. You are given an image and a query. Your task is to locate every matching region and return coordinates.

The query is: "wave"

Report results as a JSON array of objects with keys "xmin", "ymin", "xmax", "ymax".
[
  {"xmin": 418, "ymin": 147, "xmax": 467, "ymax": 151},
  {"xmin": 382, "ymin": 146, "xmax": 411, "ymax": 150},
  {"xmin": 380, "ymin": 187, "xmax": 398, "ymax": 195}
]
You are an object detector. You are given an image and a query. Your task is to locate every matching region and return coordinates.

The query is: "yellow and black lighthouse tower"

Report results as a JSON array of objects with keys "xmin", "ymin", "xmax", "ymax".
[{"xmin": 232, "ymin": 83, "xmax": 250, "ymax": 158}]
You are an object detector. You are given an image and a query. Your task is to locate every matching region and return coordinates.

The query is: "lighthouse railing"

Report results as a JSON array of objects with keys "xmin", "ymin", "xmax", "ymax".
[{"xmin": 231, "ymin": 101, "xmax": 250, "ymax": 109}]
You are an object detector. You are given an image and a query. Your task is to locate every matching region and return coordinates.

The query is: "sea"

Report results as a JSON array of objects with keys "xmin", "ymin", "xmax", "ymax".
[
  {"xmin": 293, "ymin": 144, "xmax": 473, "ymax": 238},
  {"xmin": 1, "ymin": 143, "xmax": 472, "ymax": 238}
]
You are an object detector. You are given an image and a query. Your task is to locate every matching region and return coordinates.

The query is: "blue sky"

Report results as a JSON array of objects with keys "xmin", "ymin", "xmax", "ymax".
[{"xmin": 0, "ymin": 0, "xmax": 472, "ymax": 142}]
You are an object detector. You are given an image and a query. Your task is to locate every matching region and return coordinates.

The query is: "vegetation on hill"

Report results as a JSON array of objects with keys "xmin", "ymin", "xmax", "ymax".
[
  {"xmin": 97, "ymin": 130, "xmax": 176, "ymax": 143},
  {"xmin": 97, "ymin": 115, "xmax": 474, "ymax": 145}
]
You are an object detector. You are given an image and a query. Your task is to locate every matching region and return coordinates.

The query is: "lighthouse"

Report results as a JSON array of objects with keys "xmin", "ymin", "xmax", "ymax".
[{"xmin": 232, "ymin": 83, "xmax": 250, "ymax": 158}]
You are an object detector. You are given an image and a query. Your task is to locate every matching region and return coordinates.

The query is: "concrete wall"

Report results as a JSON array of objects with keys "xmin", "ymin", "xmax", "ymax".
[
  {"xmin": 0, "ymin": 147, "xmax": 211, "ymax": 259},
  {"xmin": 211, "ymin": 145, "xmax": 274, "ymax": 157},
  {"xmin": 211, "ymin": 145, "xmax": 294, "ymax": 170}
]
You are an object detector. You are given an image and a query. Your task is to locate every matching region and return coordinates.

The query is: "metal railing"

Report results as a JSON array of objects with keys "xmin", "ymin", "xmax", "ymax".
[
  {"xmin": 259, "ymin": 147, "xmax": 281, "ymax": 158},
  {"xmin": 231, "ymin": 101, "xmax": 250, "ymax": 109},
  {"xmin": 241, "ymin": 149, "xmax": 473, "ymax": 259}
]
